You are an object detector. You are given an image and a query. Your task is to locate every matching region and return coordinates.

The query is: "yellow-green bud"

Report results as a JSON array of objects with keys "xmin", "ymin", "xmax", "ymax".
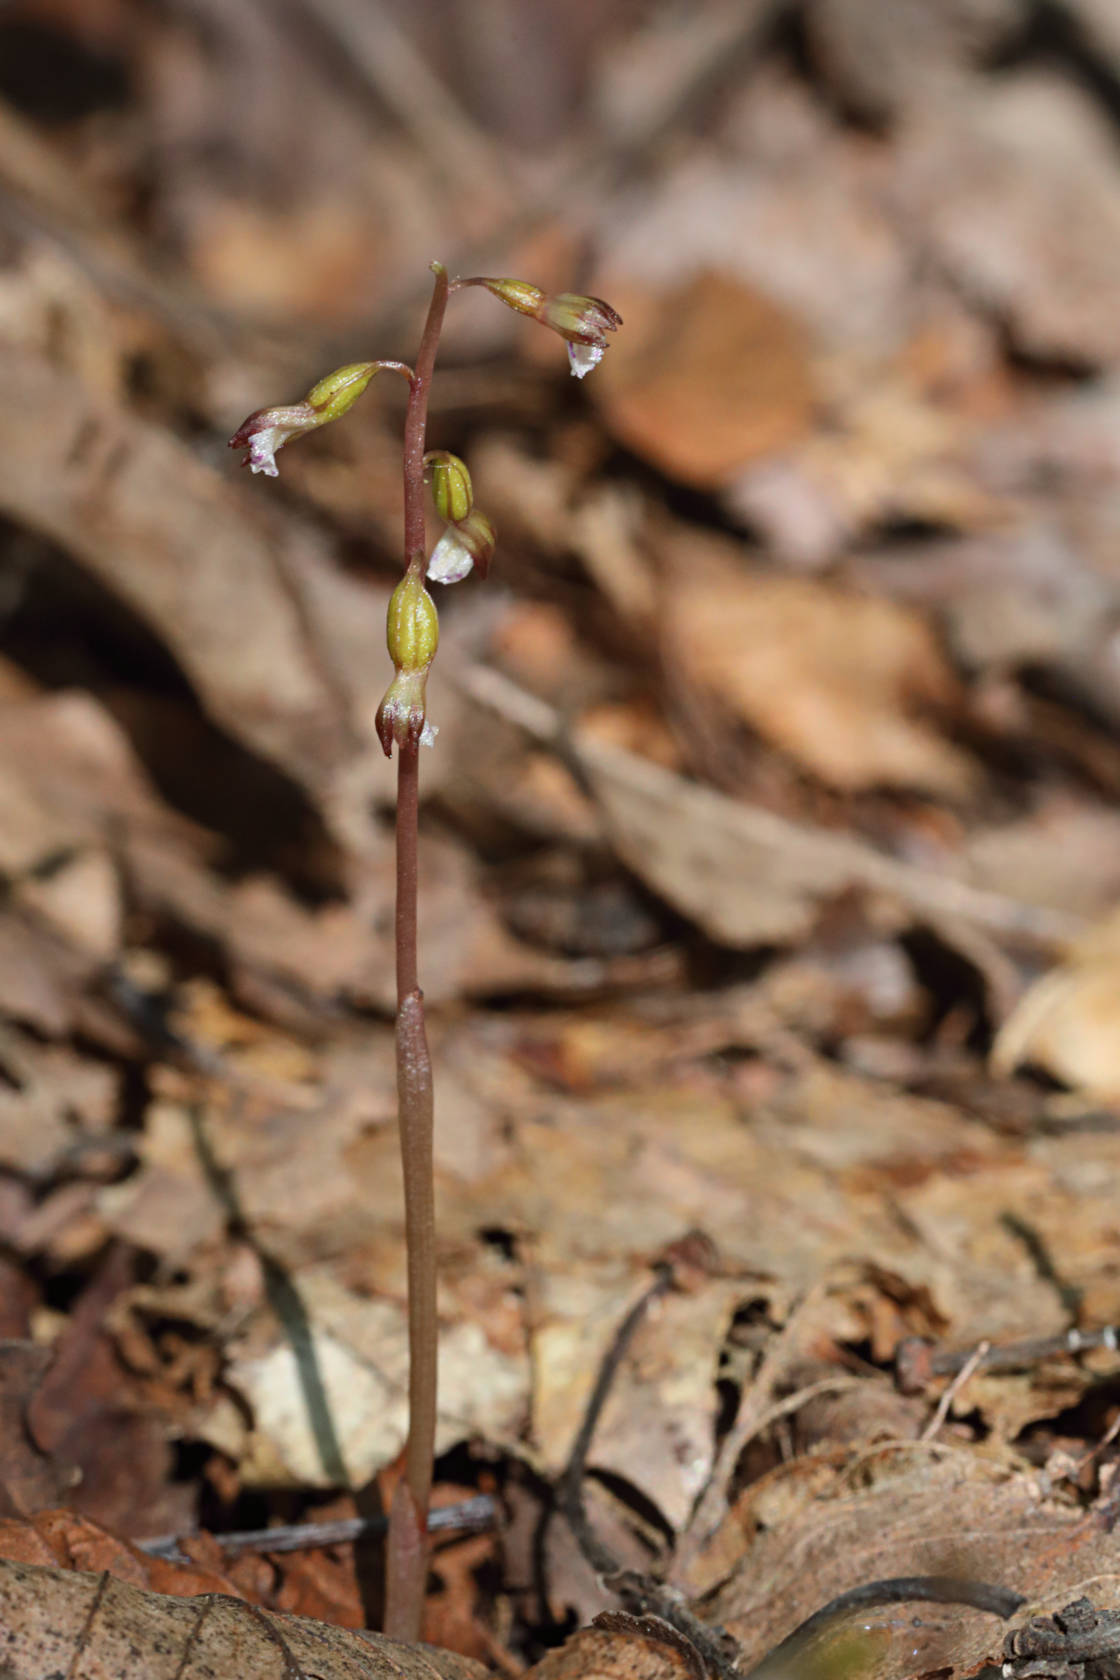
[
  {"xmin": 306, "ymin": 362, "xmax": 380, "ymax": 423},
  {"xmin": 386, "ymin": 570, "xmax": 439, "ymax": 673},
  {"xmin": 477, "ymin": 278, "xmax": 546, "ymax": 318},
  {"xmin": 428, "ymin": 452, "xmax": 473, "ymax": 524}
]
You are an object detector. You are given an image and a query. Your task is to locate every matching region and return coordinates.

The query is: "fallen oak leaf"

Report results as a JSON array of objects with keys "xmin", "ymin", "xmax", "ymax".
[
  {"xmin": 0, "ymin": 1509, "xmax": 246, "ymax": 1598},
  {"xmin": 0, "ymin": 1556, "xmax": 488, "ymax": 1680}
]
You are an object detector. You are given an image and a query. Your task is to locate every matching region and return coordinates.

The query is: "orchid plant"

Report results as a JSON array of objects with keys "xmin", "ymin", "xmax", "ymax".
[{"xmin": 230, "ymin": 265, "xmax": 620, "ymax": 1642}]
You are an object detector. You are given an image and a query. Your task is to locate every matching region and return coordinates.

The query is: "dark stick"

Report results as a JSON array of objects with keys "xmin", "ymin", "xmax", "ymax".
[
  {"xmin": 896, "ymin": 1325, "xmax": 1120, "ymax": 1393},
  {"xmin": 137, "ymin": 1495, "xmax": 496, "ymax": 1563},
  {"xmin": 559, "ymin": 1264, "xmax": 674, "ymax": 1577}
]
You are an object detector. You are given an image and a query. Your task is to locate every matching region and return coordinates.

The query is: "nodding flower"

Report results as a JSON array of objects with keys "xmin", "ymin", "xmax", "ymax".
[
  {"xmin": 426, "ymin": 510, "xmax": 496, "ymax": 585},
  {"xmin": 229, "ymin": 362, "xmax": 381, "ymax": 476},
  {"xmin": 469, "ymin": 279, "xmax": 621, "ymax": 379},
  {"xmin": 375, "ymin": 570, "xmax": 440, "ymax": 757}
]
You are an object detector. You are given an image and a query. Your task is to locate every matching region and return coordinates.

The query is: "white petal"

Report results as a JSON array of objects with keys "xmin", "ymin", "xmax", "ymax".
[
  {"xmin": 248, "ymin": 429, "xmax": 283, "ymax": 476},
  {"xmin": 427, "ymin": 530, "xmax": 474, "ymax": 585},
  {"xmin": 568, "ymin": 341, "xmax": 604, "ymax": 379},
  {"xmin": 419, "ymin": 720, "xmax": 439, "ymax": 748}
]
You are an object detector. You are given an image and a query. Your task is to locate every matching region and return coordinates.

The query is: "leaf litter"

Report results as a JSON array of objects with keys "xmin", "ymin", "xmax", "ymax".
[{"xmin": 5, "ymin": 2, "xmax": 1120, "ymax": 1676}]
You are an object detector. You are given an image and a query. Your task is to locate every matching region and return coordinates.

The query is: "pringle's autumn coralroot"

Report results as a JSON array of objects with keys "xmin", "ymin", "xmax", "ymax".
[{"xmin": 227, "ymin": 264, "xmax": 620, "ymax": 1644}]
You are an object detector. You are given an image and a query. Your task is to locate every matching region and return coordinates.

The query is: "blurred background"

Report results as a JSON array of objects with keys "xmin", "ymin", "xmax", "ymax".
[{"xmin": 6, "ymin": 0, "xmax": 1120, "ymax": 1662}]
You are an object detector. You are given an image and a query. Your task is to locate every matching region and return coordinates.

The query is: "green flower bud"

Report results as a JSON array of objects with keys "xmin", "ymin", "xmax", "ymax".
[
  {"xmin": 306, "ymin": 362, "xmax": 380, "ymax": 423},
  {"xmin": 377, "ymin": 570, "xmax": 440, "ymax": 756},
  {"xmin": 386, "ymin": 570, "xmax": 439, "ymax": 673},
  {"xmin": 476, "ymin": 278, "xmax": 546, "ymax": 318},
  {"xmin": 427, "ymin": 452, "xmax": 473, "ymax": 524}
]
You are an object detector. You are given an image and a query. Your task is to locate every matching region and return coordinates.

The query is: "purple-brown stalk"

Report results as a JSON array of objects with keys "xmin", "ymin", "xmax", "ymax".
[
  {"xmin": 383, "ymin": 264, "xmax": 448, "ymax": 1641},
  {"xmin": 229, "ymin": 262, "xmax": 619, "ymax": 1645}
]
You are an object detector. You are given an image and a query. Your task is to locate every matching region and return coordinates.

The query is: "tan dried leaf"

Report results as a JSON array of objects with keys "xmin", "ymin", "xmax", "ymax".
[
  {"xmin": 993, "ymin": 903, "xmax": 1120, "ymax": 1094},
  {"xmin": 0, "ymin": 1556, "xmax": 487, "ymax": 1680},
  {"xmin": 661, "ymin": 536, "xmax": 975, "ymax": 795},
  {"xmin": 593, "ymin": 273, "xmax": 814, "ymax": 488}
]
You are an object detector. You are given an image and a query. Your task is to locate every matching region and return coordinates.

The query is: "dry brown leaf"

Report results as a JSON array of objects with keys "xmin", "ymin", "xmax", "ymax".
[
  {"xmin": 993, "ymin": 903, "xmax": 1120, "ymax": 1093},
  {"xmin": 704, "ymin": 1446, "xmax": 1120, "ymax": 1675},
  {"xmin": 0, "ymin": 1509, "xmax": 242, "ymax": 1598},
  {"xmin": 527, "ymin": 1621, "xmax": 697, "ymax": 1680},
  {"xmin": 895, "ymin": 73, "xmax": 1120, "ymax": 366},
  {"xmin": 0, "ymin": 341, "xmax": 356, "ymax": 796},
  {"xmin": 805, "ymin": 0, "xmax": 1020, "ymax": 119},
  {"xmin": 600, "ymin": 72, "xmax": 909, "ymax": 349},
  {"xmin": 593, "ymin": 272, "xmax": 815, "ymax": 488},
  {"xmin": 661, "ymin": 533, "xmax": 975, "ymax": 795},
  {"xmin": 531, "ymin": 1273, "xmax": 742, "ymax": 1527},
  {"xmin": 202, "ymin": 1268, "xmax": 528, "ymax": 1489},
  {"xmin": 729, "ymin": 365, "xmax": 1008, "ymax": 566},
  {"xmin": 0, "ymin": 1037, "xmax": 117, "ymax": 1179},
  {"xmin": 463, "ymin": 663, "xmax": 1078, "ymax": 950},
  {"xmin": 0, "ymin": 1556, "xmax": 487, "ymax": 1680},
  {"xmin": 0, "ymin": 1348, "xmax": 74, "ymax": 1519}
]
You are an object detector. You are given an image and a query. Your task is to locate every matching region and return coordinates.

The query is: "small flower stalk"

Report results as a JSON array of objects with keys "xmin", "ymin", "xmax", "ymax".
[{"xmin": 228, "ymin": 263, "xmax": 619, "ymax": 1644}]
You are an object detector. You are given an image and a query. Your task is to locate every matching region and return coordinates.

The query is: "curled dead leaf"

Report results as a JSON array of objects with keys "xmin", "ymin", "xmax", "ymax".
[{"xmin": 0, "ymin": 1556, "xmax": 487, "ymax": 1680}]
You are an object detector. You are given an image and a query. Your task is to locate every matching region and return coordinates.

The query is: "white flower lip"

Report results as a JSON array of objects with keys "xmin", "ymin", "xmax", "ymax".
[
  {"xmin": 426, "ymin": 529, "xmax": 474, "ymax": 584},
  {"xmin": 568, "ymin": 341, "xmax": 605, "ymax": 380},
  {"xmin": 247, "ymin": 429, "xmax": 284, "ymax": 476}
]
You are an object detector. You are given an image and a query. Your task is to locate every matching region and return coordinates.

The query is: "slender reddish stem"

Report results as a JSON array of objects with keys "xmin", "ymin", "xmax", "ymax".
[{"xmin": 384, "ymin": 263, "xmax": 448, "ymax": 1644}]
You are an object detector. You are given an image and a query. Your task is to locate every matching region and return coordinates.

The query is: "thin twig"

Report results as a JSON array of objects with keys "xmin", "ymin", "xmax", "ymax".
[
  {"xmin": 559, "ymin": 1264, "xmax": 675, "ymax": 1579},
  {"xmin": 921, "ymin": 1340, "xmax": 990, "ymax": 1442},
  {"xmin": 137, "ymin": 1495, "xmax": 497, "ymax": 1562},
  {"xmin": 896, "ymin": 1325, "xmax": 1120, "ymax": 1392}
]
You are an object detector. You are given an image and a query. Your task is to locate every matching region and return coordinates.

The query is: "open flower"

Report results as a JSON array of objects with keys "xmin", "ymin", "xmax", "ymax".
[
  {"xmin": 375, "ymin": 668, "xmax": 438, "ymax": 755},
  {"xmin": 427, "ymin": 510, "xmax": 496, "ymax": 585},
  {"xmin": 230, "ymin": 362, "xmax": 381, "ymax": 476},
  {"xmin": 540, "ymin": 293, "xmax": 623, "ymax": 350},
  {"xmin": 229, "ymin": 404, "xmax": 318, "ymax": 476},
  {"xmin": 470, "ymin": 279, "xmax": 622, "ymax": 379}
]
